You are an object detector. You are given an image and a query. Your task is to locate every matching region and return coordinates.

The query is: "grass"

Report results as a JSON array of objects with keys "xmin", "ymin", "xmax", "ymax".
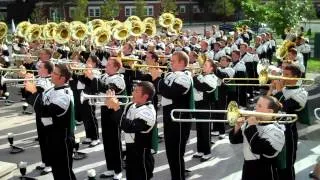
[{"xmin": 307, "ymin": 58, "xmax": 320, "ymax": 73}]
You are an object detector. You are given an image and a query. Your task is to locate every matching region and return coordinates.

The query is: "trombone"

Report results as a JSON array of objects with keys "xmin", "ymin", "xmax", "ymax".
[
  {"xmin": 222, "ymin": 69, "xmax": 314, "ymax": 86},
  {"xmin": 171, "ymin": 101, "xmax": 298, "ymax": 126},
  {"xmin": 131, "ymin": 64, "xmax": 168, "ymax": 70},
  {"xmin": 70, "ymin": 67, "xmax": 104, "ymax": 75},
  {"xmin": 80, "ymin": 92, "xmax": 132, "ymax": 106}
]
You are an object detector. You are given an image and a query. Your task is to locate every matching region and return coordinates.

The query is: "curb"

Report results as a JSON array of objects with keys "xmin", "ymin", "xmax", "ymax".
[{"xmin": 0, "ymin": 161, "xmax": 17, "ymax": 179}]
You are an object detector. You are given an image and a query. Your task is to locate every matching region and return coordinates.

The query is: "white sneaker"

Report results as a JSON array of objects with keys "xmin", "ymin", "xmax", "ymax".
[
  {"xmin": 192, "ymin": 152, "xmax": 204, "ymax": 158},
  {"xmin": 82, "ymin": 138, "xmax": 92, "ymax": 144},
  {"xmin": 113, "ymin": 172, "xmax": 122, "ymax": 180},
  {"xmin": 90, "ymin": 139, "xmax": 100, "ymax": 147},
  {"xmin": 211, "ymin": 131, "xmax": 219, "ymax": 136},
  {"xmin": 201, "ymin": 154, "xmax": 213, "ymax": 162},
  {"xmin": 219, "ymin": 134, "xmax": 226, "ymax": 139},
  {"xmin": 100, "ymin": 170, "xmax": 114, "ymax": 178},
  {"xmin": 43, "ymin": 166, "xmax": 52, "ymax": 173}
]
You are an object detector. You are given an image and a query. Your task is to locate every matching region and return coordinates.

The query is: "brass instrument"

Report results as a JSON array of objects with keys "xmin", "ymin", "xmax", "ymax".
[
  {"xmin": 54, "ymin": 22, "xmax": 71, "ymax": 44},
  {"xmin": 128, "ymin": 20, "xmax": 145, "ymax": 37},
  {"xmin": 144, "ymin": 22, "xmax": 156, "ymax": 37},
  {"xmin": 70, "ymin": 67, "xmax": 103, "ymax": 75},
  {"xmin": 25, "ymin": 24, "xmax": 41, "ymax": 42},
  {"xmin": 1, "ymin": 76, "xmax": 37, "ymax": 86},
  {"xmin": 168, "ymin": 18, "xmax": 183, "ymax": 35},
  {"xmin": 223, "ymin": 68, "xmax": 314, "ymax": 86},
  {"xmin": 112, "ymin": 22, "xmax": 130, "ymax": 41},
  {"xmin": 71, "ymin": 21, "xmax": 88, "ymax": 41},
  {"xmin": 89, "ymin": 19, "xmax": 105, "ymax": 32},
  {"xmin": 131, "ymin": 64, "xmax": 168, "ymax": 70},
  {"xmin": 276, "ymin": 40, "xmax": 296, "ymax": 60},
  {"xmin": 80, "ymin": 91, "xmax": 132, "ymax": 106},
  {"xmin": 16, "ymin": 21, "xmax": 31, "ymax": 38},
  {"xmin": 12, "ymin": 53, "xmax": 38, "ymax": 59},
  {"xmin": 315, "ymin": 108, "xmax": 320, "ymax": 121},
  {"xmin": 143, "ymin": 17, "xmax": 156, "ymax": 25},
  {"xmin": 0, "ymin": 22, "xmax": 8, "ymax": 42},
  {"xmin": 43, "ymin": 22, "xmax": 58, "ymax": 40},
  {"xmin": 92, "ymin": 27, "xmax": 111, "ymax": 47},
  {"xmin": 159, "ymin": 13, "xmax": 175, "ymax": 28},
  {"xmin": 171, "ymin": 101, "xmax": 298, "ymax": 126}
]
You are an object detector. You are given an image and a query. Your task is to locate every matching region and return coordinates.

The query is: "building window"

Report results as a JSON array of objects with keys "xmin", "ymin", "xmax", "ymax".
[
  {"xmin": 88, "ymin": 7, "xmax": 100, "ymax": 18},
  {"xmin": 144, "ymin": 6, "xmax": 153, "ymax": 16},
  {"xmin": 69, "ymin": 7, "xmax": 76, "ymax": 18},
  {"xmin": 179, "ymin": 5, "xmax": 186, "ymax": 13},
  {"xmin": 125, "ymin": 6, "xmax": 136, "ymax": 17},
  {"xmin": 49, "ymin": 7, "xmax": 59, "ymax": 20},
  {"xmin": 193, "ymin": 5, "xmax": 202, "ymax": 13}
]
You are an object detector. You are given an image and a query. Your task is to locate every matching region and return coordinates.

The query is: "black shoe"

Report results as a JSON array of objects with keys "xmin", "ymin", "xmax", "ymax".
[
  {"xmin": 36, "ymin": 165, "xmax": 45, "ymax": 170},
  {"xmin": 75, "ymin": 121, "xmax": 83, "ymax": 126},
  {"xmin": 201, "ymin": 154, "xmax": 213, "ymax": 162},
  {"xmin": 185, "ymin": 169, "xmax": 191, "ymax": 177},
  {"xmin": 309, "ymin": 171, "xmax": 320, "ymax": 180},
  {"xmin": 34, "ymin": 137, "xmax": 39, "ymax": 141}
]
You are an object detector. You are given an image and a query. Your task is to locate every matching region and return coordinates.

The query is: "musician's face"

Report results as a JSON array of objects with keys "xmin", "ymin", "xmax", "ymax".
[
  {"xmin": 220, "ymin": 58, "xmax": 229, "ymax": 67},
  {"xmin": 39, "ymin": 51, "xmax": 50, "ymax": 61},
  {"xmin": 256, "ymin": 97, "xmax": 273, "ymax": 113},
  {"xmin": 203, "ymin": 61, "xmax": 213, "ymax": 74},
  {"xmin": 38, "ymin": 63, "xmax": 48, "ymax": 77},
  {"xmin": 171, "ymin": 55, "xmax": 185, "ymax": 72},
  {"xmin": 51, "ymin": 67, "xmax": 65, "ymax": 85},
  {"xmin": 282, "ymin": 69, "xmax": 298, "ymax": 85},
  {"xmin": 132, "ymin": 86, "xmax": 147, "ymax": 104},
  {"xmin": 106, "ymin": 59, "xmax": 117, "ymax": 75},
  {"xmin": 240, "ymin": 45, "xmax": 247, "ymax": 53}
]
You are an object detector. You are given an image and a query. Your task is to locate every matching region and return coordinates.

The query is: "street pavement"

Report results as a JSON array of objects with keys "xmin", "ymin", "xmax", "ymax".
[{"xmin": 0, "ymin": 72, "xmax": 319, "ymax": 180}]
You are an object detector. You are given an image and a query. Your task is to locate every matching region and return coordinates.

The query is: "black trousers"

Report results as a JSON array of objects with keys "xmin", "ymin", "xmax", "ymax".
[
  {"xmin": 101, "ymin": 107, "xmax": 122, "ymax": 174},
  {"xmin": 80, "ymin": 100, "xmax": 99, "ymax": 140},
  {"xmin": 126, "ymin": 144, "xmax": 154, "ymax": 180},
  {"xmin": 49, "ymin": 133, "xmax": 76, "ymax": 180},
  {"xmin": 242, "ymin": 159, "xmax": 279, "ymax": 180},
  {"xmin": 195, "ymin": 102, "xmax": 212, "ymax": 155},
  {"xmin": 278, "ymin": 123, "xmax": 298, "ymax": 180},
  {"xmin": 212, "ymin": 86, "xmax": 227, "ymax": 134},
  {"xmin": 163, "ymin": 105, "xmax": 191, "ymax": 180},
  {"xmin": 36, "ymin": 117, "xmax": 51, "ymax": 166}
]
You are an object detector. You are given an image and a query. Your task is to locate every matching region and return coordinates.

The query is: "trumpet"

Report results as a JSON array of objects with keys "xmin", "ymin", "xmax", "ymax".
[
  {"xmin": 171, "ymin": 101, "xmax": 298, "ymax": 126},
  {"xmin": 12, "ymin": 53, "xmax": 38, "ymax": 59},
  {"xmin": 222, "ymin": 68, "xmax": 314, "ymax": 86},
  {"xmin": 315, "ymin": 108, "xmax": 320, "ymax": 121},
  {"xmin": 131, "ymin": 64, "xmax": 168, "ymax": 70},
  {"xmin": 70, "ymin": 67, "xmax": 103, "ymax": 75},
  {"xmin": 0, "ymin": 67, "xmax": 37, "ymax": 72},
  {"xmin": 80, "ymin": 92, "xmax": 132, "ymax": 106},
  {"xmin": 1, "ymin": 76, "xmax": 37, "ymax": 86}
]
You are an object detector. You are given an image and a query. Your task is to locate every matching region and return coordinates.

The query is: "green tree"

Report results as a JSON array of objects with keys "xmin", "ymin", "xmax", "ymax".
[
  {"xmin": 135, "ymin": 0, "xmax": 146, "ymax": 18},
  {"xmin": 30, "ymin": 6, "xmax": 47, "ymax": 23},
  {"xmin": 161, "ymin": 0, "xmax": 177, "ymax": 14},
  {"xmin": 101, "ymin": 0, "xmax": 120, "ymax": 20},
  {"xmin": 212, "ymin": 0, "xmax": 235, "ymax": 17},
  {"xmin": 241, "ymin": 0, "xmax": 316, "ymax": 35},
  {"xmin": 73, "ymin": 0, "xmax": 88, "ymax": 22}
]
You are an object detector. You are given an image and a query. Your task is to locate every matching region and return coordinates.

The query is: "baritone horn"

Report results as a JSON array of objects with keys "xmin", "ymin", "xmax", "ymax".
[
  {"xmin": 223, "ymin": 68, "xmax": 314, "ymax": 86},
  {"xmin": 80, "ymin": 91, "xmax": 132, "ymax": 106},
  {"xmin": 171, "ymin": 101, "xmax": 298, "ymax": 126}
]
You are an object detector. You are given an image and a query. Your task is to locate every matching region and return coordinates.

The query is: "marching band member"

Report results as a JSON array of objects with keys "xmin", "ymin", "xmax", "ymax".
[
  {"xmin": 192, "ymin": 59, "xmax": 218, "ymax": 161},
  {"xmin": 87, "ymin": 57, "xmax": 125, "ymax": 179},
  {"xmin": 239, "ymin": 43, "xmax": 255, "ymax": 99},
  {"xmin": 200, "ymin": 40, "xmax": 214, "ymax": 60},
  {"xmin": 74, "ymin": 55, "xmax": 101, "ymax": 146},
  {"xmin": 229, "ymin": 95, "xmax": 285, "ymax": 180},
  {"xmin": 273, "ymin": 64, "xmax": 308, "ymax": 180},
  {"xmin": 151, "ymin": 51, "xmax": 193, "ymax": 179},
  {"xmin": 212, "ymin": 41, "xmax": 226, "ymax": 61},
  {"xmin": 25, "ymin": 64, "xmax": 76, "ymax": 180},
  {"xmin": 229, "ymin": 50, "xmax": 247, "ymax": 107},
  {"xmin": 286, "ymin": 48, "xmax": 306, "ymax": 76},
  {"xmin": 105, "ymin": 81, "xmax": 156, "ymax": 180},
  {"xmin": 25, "ymin": 61, "xmax": 54, "ymax": 174},
  {"xmin": 212, "ymin": 55, "xmax": 235, "ymax": 138},
  {"xmin": 255, "ymin": 36, "xmax": 267, "ymax": 59},
  {"xmin": 296, "ymin": 36, "xmax": 311, "ymax": 71}
]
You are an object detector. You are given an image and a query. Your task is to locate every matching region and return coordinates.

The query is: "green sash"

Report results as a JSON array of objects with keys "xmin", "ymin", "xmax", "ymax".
[
  {"xmin": 298, "ymin": 101, "xmax": 312, "ymax": 125},
  {"xmin": 213, "ymin": 87, "xmax": 219, "ymax": 102},
  {"xmin": 151, "ymin": 123, "xmax": 158, "ymax": 153},
  {"xmin": 189, "ymin": 79, "xmax": 195, "ymax": 110}
]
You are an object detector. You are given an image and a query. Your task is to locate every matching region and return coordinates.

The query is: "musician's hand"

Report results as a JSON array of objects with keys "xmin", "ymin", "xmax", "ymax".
[
  {"xmin": 274, "ymin": 79, "xmax": 284, "ymax": 91},
  {"xmin": 105, "ymin": 90, "xmax": 120, "ymax": 111},
  {"xmin": 24, "ymin": 74, "xmax": 37, "ymax": 94},
  {"xmin": 234, "ymin": 117, "xmax": 245, "ymax": 133},
  {"xmin": 247, "ymin": 116, "xmax": 258, "ymax": 126}
]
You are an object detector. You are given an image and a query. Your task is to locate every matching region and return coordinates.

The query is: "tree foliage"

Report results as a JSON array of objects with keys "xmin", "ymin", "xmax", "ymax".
[
  {"xmin": 30, "ymin": 6, "xmax": 47, "ymax": 23},
  {"xmin": 101, "ymin": 0, "xmax": 120, "ymax": 20},
  {"xmin": 212, "ymin": 0, "xmax": 235, "ymax": 17},
  {"xmin": 161, "ymin": 0, "xmax": 177, "ymax": 14},
  {"xmin": 135, "ymin": 0, "xmax": 146, "ymax": 18},
  {"xmin": 241, "ymin": 0, "xmax": 316, "ymax": 35},
  {"xmin": 73, "ymin": 0, "xmax": 88, "ymax": 22}
]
